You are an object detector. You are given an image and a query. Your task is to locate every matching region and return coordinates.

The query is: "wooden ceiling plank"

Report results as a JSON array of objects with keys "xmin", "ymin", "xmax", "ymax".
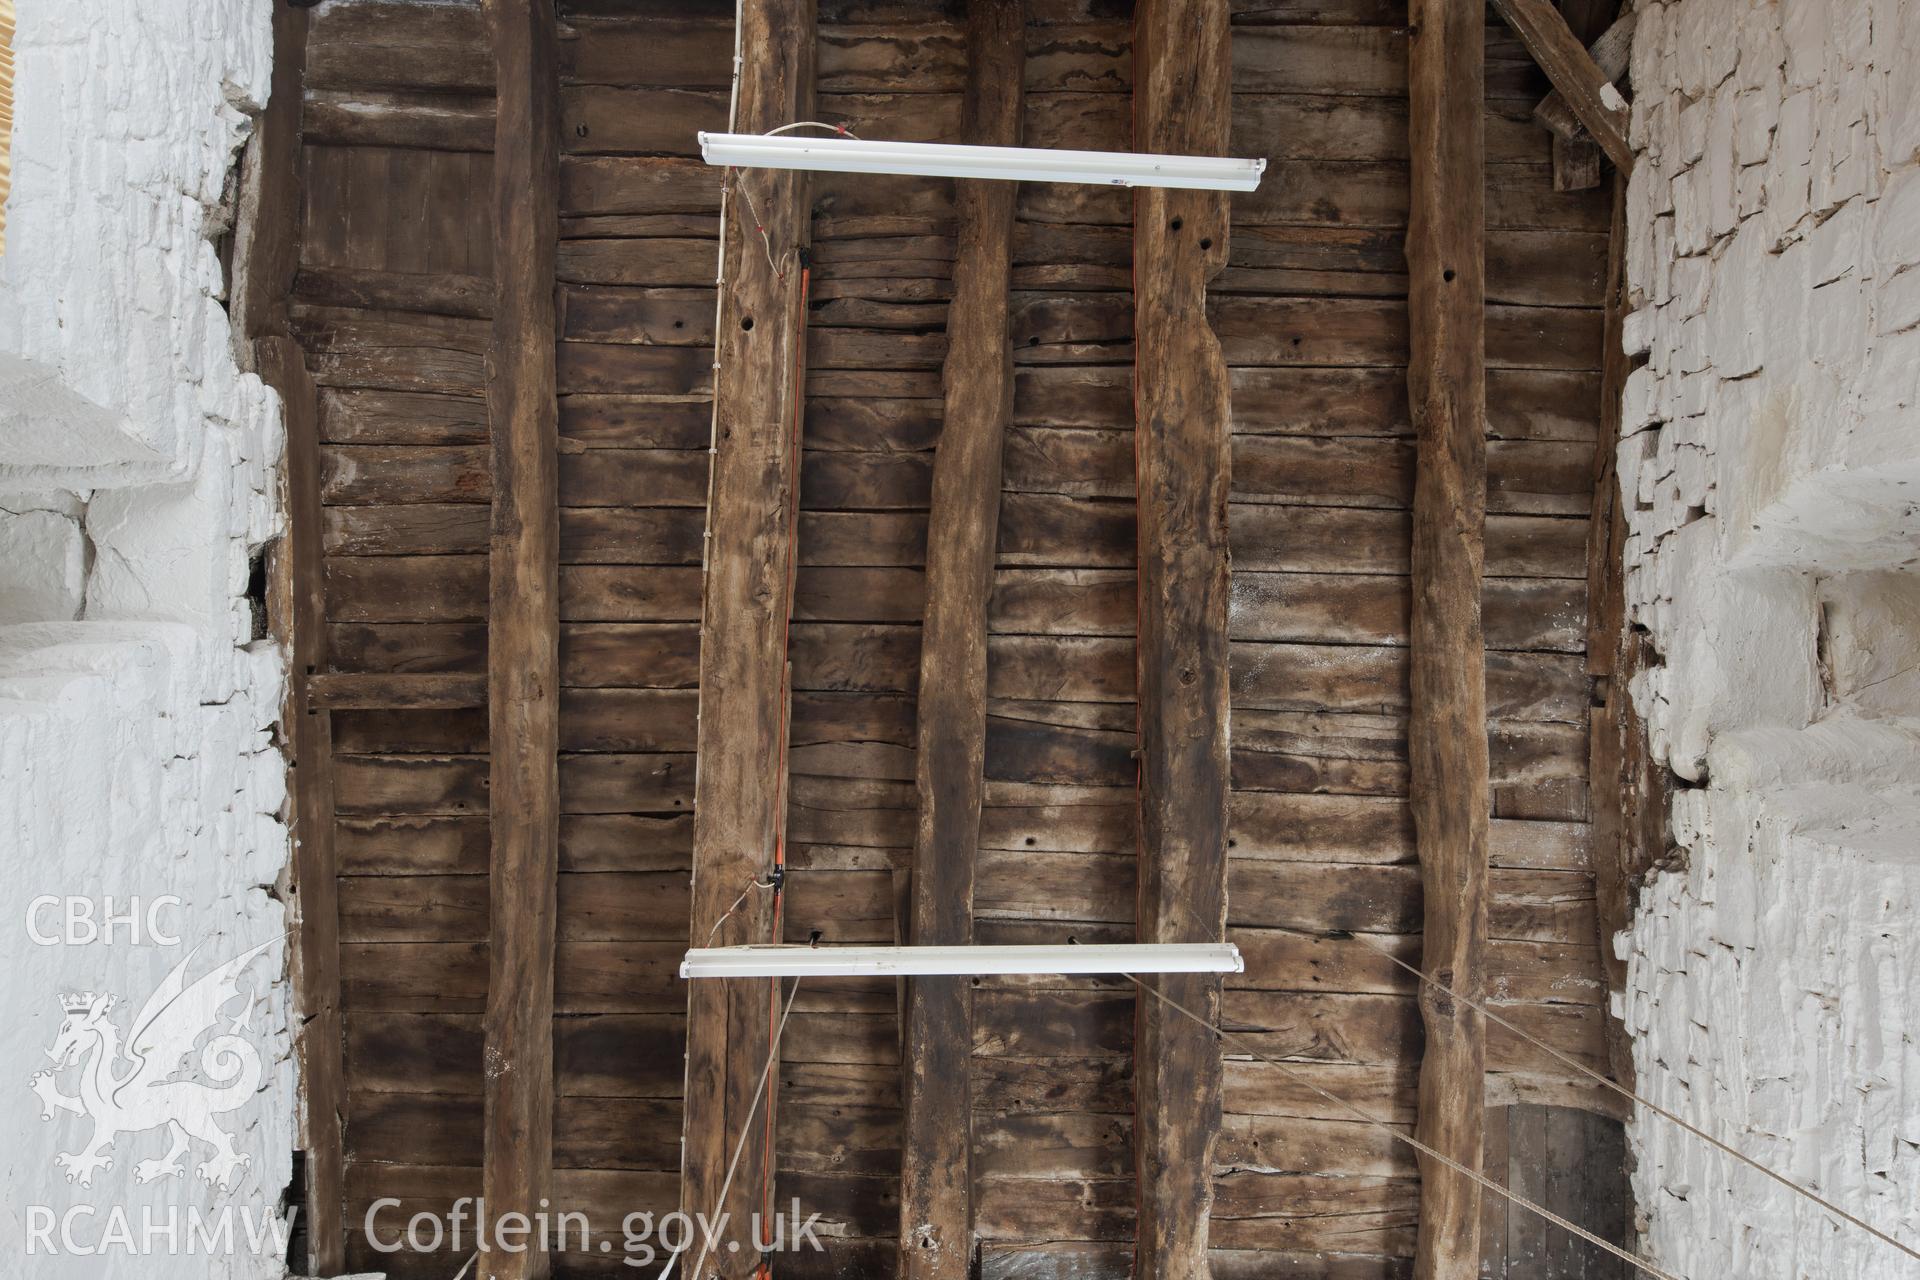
[
  {"xmin": 307, "ymin": 672, "xmax": 488, "ymax": 709},
  {"xmin": 482, "ymin": 1, "xmax": 562, "ymax": 1277},
  {"xmin": 1489, "ymin": 0, "xmax": 1634, "ymax": 171},
  {"xmin": 896, "ymin": 0, "xmax": 1024, "ymax": 1276},
  {"xmin": 680, "ymin": 0, "xmax": 816, "ymax": 1272},
  {"xmin": 1407, "ymin": 2, "xmax": 1493, "ymax": 1278},
  {"xmin": 1131, "ymin": 0, "xmax": 1234, "ymax": 1273}
]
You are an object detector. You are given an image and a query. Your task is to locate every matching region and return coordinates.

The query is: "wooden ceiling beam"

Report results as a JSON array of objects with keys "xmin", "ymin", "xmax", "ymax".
[
  {"xmin": 262, "ymin": 335, "xmax": 350, "ymax": 1279},
  {"xmin": 482, "ymin": 1, "xmax": 562, "ymax": 1277},
  {"xmin": 1407, "ymin": 2, "xmax": 1492, "ymax": 1278},
  {"xmin": 1489, "ymin": 0, "xmax": 1634, "ymax": 171},
  {"xmin": 896, "ymin": 0, "xmax": 1024, "ymax": 1275},
  {"xmin": 680, "ymin": 0, "xmax": 816, "ymax": 1271},
  {"xmin": 1537, "ymin": 10, "xmax": 1635, "ymax": 143},
  {"xmin": 1131, "ymin": 0, "xmax": 1233, "ymax": 1272},
  {"xmin": 249, "ymin": 6, "xmax": 340, "ymax": 1274},
  {"xmin": 1588, "ymin": 174, "xmax": 1660, "ymax": 1092},
  {"xmin": 1538, "ymin": 0, "xmax": 1607, "ymax": 190}
]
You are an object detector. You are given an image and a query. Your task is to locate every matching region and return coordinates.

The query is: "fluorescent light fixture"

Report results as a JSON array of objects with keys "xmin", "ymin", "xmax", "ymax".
[
  {"xmin": 680, "ymin": 942, "xmax": 1244, "ymax": 980},
  {"xmin": 698, "ymin": 133, "xmax": 1266, "ymax": 193}
]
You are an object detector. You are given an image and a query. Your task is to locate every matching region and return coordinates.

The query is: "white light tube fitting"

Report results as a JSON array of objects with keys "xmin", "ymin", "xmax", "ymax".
[
  {"xmin": 680, "ymin": 942, "xmax": 1244, "ymax": 980},
  {"xmin": 698, "ymin": 133, "xmax": 1266, "ymax": 192}
]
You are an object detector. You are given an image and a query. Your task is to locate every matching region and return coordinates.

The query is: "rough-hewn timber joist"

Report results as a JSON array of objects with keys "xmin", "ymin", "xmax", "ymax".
[
  {"xmin": 896, "ymin": 0, "xmax": 1024, "ymax": 1275},
  {"xmin": 1491, "ymin": 0, "xmax": 1634, "ymax": 171},
  {"xmin": 1408, "ymin": 0, "xmax": 1493, "ymax": 1277},
  {"xmin": 247, "ymin": 3, "xmax": 348, "ymax": 1273},
  {"xmin": 481, "ymin": 1, "xmax": 562, "ymax": 1277},
  {"xmin": 680, "ymin": 0, "xmax": 816, "ymax": 1272},
  {"xmin": 1132, "ymin": 0, "xmax": 1234, "ymax": 1274}
]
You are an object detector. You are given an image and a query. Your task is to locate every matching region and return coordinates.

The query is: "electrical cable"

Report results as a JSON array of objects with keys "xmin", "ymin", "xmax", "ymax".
[
  {"xmin": 762, "ymin": 121, "xmax": 859, "ymax": 139},
  {"xmin": 1149, "ymin": 868, "xmax": 1919, "ymax": 1268},
  {"xmin": 697, "ymin": 0, "xmax": 819, "ymax": 1265},
  {"xmin": 1121, "ymin": 971, "xmax": 1688, "ymax": 1280},
  {"xmin": 659, "ymin": 977, "xmax": 803, "ymax": 1280},
  {"xmin": 702, "ymin": 877, "xmax": 777, "ymax": 948},
  {"xmin": 1317, "ymin": 924, "xmax": 1920, "ymax": 1266},
  {"xmin": 728, "ymin": 127, "xmax": 854, "ymax": 281},
  {"xmin": 684, "ymin": 18, "xmax": 1837, "ymax": 1274}
]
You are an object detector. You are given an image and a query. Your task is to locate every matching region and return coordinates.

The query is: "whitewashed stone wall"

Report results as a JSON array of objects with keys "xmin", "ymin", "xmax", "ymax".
[
  {"xmin": 1619, "ymin": 1, "xmax": 1920, "ymax": 1276},
  {"xmin": 0, "ymin": 2, "xmax": 298, "ymax": 1278}
]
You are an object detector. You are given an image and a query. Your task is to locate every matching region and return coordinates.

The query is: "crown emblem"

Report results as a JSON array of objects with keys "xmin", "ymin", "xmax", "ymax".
[{"xmin": 60, "ymin": 991, "xmax": 97, "ymax": 1015}]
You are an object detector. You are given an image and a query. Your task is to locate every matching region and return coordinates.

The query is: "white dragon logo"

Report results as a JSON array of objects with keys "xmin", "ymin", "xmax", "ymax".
[{"xmin": 28, "ymin": 939, "xmax": 274, "ymax": 1191}]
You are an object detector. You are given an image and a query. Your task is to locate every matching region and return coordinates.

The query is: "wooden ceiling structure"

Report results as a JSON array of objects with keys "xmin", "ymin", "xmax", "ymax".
[{"xmin": 243, "ymin": 0, "xmax": 1656, "ymax": 1276}]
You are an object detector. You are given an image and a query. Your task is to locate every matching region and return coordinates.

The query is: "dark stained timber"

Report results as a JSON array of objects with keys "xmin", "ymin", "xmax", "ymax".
[
  {"xmin": 1407, "ymin": 2, "xmax": 1492, "ymax": 1278},
  {"xmin": 481, "ymin": 1, "xmax": 562, "ymax": 1278},
  {"xmin": 897, "ymin": 0, "xmax": 1024, "ymax": 1276},
  {"xmin": 1132, "ymin": 0, "xmax": 1234, "ymax": 1275},
  {"xmin": 679, "ymin": 0, "xmax": 816, "ymax": 1273}
]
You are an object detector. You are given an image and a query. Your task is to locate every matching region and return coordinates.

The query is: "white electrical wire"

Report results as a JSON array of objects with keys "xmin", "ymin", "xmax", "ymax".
[
  {"xmin": 1124, "ymin": 973, "xmax": 1687, "ymax": 1280},
  {"xmin": 762, "ymin": 121, "xmax": 858, "ymax": 138},
  {"xmin": 688, "ymin": 0, "xmax": 749, "ymax": 782},
  {"xmin": 655, "ymin": 977, "xmax": 802, "ymax": 1280}
]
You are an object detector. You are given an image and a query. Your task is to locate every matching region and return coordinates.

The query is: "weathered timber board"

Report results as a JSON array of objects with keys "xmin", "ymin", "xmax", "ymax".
[{"xmin": 292, "ymin": 0, "xmax": 1613, "ymax": 1272}]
